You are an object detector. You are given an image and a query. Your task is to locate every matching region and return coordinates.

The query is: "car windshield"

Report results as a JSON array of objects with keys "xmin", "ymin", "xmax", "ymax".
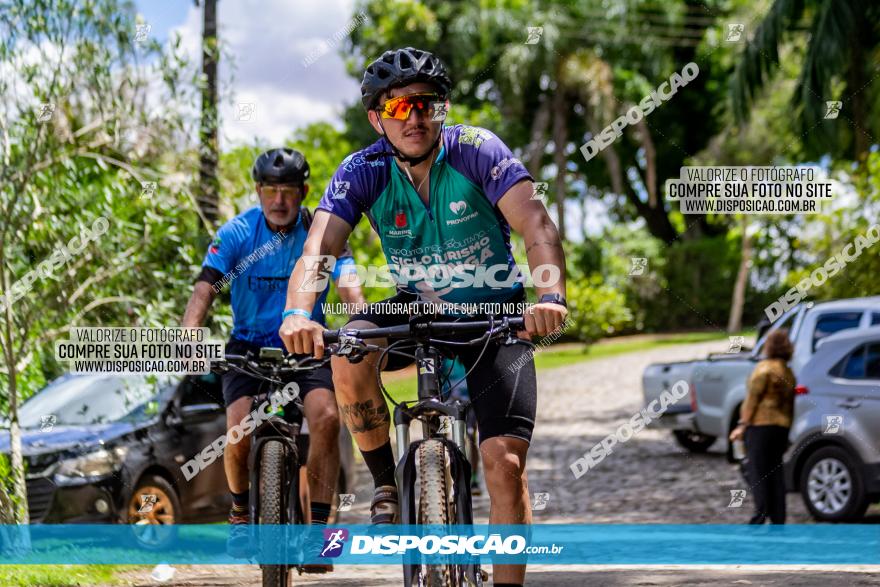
[{"xmin": 17, "ymin": 374, "xmax": 176, "ymax": 428}]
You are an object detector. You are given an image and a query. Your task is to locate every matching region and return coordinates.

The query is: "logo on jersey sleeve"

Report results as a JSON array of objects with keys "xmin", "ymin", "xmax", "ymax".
[
  {"xmin": 330, "ymin": 180, "xmax": 350, "ymax": 199},
  {"xmin": 209, "ymin": 237, "xmax": 221, "ymax": 254},
  {"xmin": 490, "ymin": 157, "xmax": 524, "ymax": 180},
  {"xmin": 458, "ymin": 126, "xmax": 494, "ymax": 147}
]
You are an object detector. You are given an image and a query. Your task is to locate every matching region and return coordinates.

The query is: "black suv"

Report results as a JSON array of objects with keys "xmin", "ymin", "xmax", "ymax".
[{"xmin": 1, "ymin": 372, "xmax": 354, "ymax": 526}]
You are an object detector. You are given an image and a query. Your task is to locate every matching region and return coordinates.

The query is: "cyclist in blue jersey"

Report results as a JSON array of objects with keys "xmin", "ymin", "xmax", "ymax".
[
  {"xmin": 182, "ymin": 148, "xmax": 364, "ymax": 561},
  {"xmin": 279, "ymin": 48, "xmax": 567, "ymax": 587}
]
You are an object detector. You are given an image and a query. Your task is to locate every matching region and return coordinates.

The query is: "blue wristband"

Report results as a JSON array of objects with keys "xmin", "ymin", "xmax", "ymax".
[{"xmin": 282, "ymin": 308, "xmax": 311, "ymax": 320}]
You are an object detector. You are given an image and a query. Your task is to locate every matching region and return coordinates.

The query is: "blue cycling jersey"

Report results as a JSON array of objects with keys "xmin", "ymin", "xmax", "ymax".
[{"xmin": 202, "ymin": 206, "xmax": 355, "ymax": 347}]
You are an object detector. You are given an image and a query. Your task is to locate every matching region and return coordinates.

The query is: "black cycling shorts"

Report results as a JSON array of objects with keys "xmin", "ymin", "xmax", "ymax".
[
  {"xmin": 221, "ymin": 337, "xmax": 334, "ymax": 417},
  {"xmin": 347, "ymin": 290, "xmax": 537, "ymax": 445}
]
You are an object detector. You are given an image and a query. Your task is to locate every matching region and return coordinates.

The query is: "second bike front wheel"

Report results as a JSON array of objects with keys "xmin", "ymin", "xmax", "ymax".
[
  {"xmin": 418, "ymin": 439, "xmax": 461, "ymax": 587},
  {"xmin": 259, "ymin": 440, "xmax": 291, "ymax": 587}
]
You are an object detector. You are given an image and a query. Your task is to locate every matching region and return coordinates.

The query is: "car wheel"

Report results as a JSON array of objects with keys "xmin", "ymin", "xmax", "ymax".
[
  {"xmin": 673, "ymin": 430, "xmax": 716, "ymax": 453},
  {"xmin": 127, "ymin": 474, "xmax": 181, "ymax": 549},
  {"xmin": 800, "ymin": 446, "xmax": 869, "ymax": 522}
]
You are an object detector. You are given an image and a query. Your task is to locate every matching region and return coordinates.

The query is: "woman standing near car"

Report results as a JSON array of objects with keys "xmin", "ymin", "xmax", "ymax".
[{"xmin": 729, "ymin": 329, "xmax": 796, "ymax": 524}]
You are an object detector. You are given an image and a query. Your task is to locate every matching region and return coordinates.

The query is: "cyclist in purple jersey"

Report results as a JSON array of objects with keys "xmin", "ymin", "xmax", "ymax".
[{"xmin": 279, "ymin": 49, "xmax": 567, "ymax": 586}]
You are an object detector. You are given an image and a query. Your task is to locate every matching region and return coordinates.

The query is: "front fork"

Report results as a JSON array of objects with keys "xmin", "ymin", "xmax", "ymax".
[
  {"xmin": 396, "ymin": 346, "xmax": 481, "ymax": 587},
  {"xmin": 395, "ymin": 346, "xmax": 471, "ymax": 486}
]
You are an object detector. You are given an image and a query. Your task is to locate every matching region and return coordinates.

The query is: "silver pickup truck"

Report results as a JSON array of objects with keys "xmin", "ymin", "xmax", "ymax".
[{"xmin": 642, "ymin": 297, "xmax": 880, "ymax": 459}]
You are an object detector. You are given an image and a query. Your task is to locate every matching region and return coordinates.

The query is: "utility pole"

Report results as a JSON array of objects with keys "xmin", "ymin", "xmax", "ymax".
[{"xmin": 197, "ymin": 0, "xmax": 219, "ymax": 225}]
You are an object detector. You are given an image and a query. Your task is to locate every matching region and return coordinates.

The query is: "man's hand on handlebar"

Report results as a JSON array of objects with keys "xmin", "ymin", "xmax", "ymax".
[
  {"xmin": 279, "ymin": 314, "xmax": 326, "ymax": 358},
  {"xmin": 521, "ymin": 302, "xmax": 568, "ymax": 340}
]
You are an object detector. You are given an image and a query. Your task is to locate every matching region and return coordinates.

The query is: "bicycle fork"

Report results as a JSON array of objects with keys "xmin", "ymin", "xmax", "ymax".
[{"xmin": 395, "ymin": 346, "xmax": 482, "ymax": 586}]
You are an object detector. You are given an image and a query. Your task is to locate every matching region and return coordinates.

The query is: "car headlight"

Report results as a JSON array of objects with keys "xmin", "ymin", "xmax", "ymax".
[{"xmin": 53, "ymin": 446, "xmax": 128, "ymax": 482}]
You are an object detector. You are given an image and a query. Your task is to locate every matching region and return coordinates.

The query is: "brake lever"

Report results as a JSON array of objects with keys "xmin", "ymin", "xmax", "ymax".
[
  {"xmin": 504, "ymin": 332, "xmax": 535, "ymax": 349},
  {"xmin": 329, "ymin": 333, "xmax": 368, "ymax": 364},
  {"xmin": 211, "ymin": 360, "xmax": 229, "ymax": 374}
]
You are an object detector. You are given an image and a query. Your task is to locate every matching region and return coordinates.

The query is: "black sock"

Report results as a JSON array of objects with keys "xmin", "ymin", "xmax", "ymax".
[
  {"xmin": 361, "ymin": 441, "xmax": 397, "ymax": 488},
  {"xmin": 310, "ymin": 502, "xmax": 332, "ymax": 525},
  {"xmin": 231, "ymin": 489, "xmax": 249, "ymax": 510}
]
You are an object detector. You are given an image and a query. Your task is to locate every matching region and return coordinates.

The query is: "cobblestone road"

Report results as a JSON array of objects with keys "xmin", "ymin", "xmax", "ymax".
[{"xmin": 102, "ymin": 339, "xmax": 880, "ymax": 586}]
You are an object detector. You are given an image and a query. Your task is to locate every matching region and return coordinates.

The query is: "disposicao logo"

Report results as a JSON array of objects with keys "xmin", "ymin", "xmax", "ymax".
[{"xmin": 320, "ymin": 528, "xmax": 349, "ymax": 558}]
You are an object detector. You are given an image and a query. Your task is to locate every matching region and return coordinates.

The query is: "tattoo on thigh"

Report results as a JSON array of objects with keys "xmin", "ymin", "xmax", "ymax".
[{"xmin": 339, "ymin": 400, "xmax": 390, "ymax": 433}]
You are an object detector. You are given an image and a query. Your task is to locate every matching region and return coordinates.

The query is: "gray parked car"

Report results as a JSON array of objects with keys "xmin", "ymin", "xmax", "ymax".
[
  {"xmin": 784, "ymin": 325, "xmax": 880, "ymax": 521},
  {"xmin": 643, "ymin": 297, "xmax": 880, "ymax": 459}
]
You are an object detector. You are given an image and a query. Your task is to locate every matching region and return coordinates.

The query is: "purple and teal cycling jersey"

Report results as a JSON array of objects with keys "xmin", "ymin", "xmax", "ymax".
[{"xmin": 316, "ymin": 124, "xmax": 533, "ymax": 308}]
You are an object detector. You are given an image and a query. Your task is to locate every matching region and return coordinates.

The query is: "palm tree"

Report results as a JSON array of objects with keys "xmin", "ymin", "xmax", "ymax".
[{"xmin": 731, "ymin": 0, "xmax": 880, "ymax": 160}]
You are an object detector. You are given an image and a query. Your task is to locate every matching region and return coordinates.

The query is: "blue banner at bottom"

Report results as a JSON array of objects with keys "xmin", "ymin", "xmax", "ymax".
[{"xmin": 0, "ymin": 524, "xmax": 878, "ymax": 565}]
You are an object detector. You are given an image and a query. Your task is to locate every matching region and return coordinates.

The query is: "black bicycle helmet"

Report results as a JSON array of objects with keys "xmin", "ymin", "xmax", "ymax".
[
  {"xmin": 251, "ymin": 148, "xmax": 310, "ymax": 184},
  {"xmin": 361, "ymin": 47, "xmax": 452, "ymax": 110}
]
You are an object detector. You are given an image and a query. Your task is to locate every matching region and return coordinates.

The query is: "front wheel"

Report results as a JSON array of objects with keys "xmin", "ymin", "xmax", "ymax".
[
  {"xmin": 259, "ymin": 440, "xmax": 291, "ymax": 587},
  {"xmin": 418, "ymin": 439, "xmax": 461, "ymax": 587},
  {"xmin": 800, "ymin": 446, "xmax": 868, "ymax": 522}
]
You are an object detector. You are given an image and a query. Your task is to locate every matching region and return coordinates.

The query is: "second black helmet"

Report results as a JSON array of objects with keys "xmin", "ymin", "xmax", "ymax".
[{"xmin": 251, "ymin": 148, "xmax": 310, "ymax": 184}]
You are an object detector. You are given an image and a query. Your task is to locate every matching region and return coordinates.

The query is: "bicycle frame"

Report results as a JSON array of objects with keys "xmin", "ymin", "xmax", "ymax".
[{"xmin": 323, "ymin": 315, "xmax": 527, "ymax": 587}]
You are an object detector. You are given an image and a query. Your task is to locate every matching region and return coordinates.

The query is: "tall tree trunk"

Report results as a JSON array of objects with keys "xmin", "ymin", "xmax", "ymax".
[
  {"xmin": 727, "ymin": 215, "xmax": 751, "ymax": 333},
  {"xmin": 0, "ymin": 255, "xmax": 28, "ymax": 523},
  {"xmin": 633, "ymin": 118, "xmax": 658, "ymax": 207},
  {"xmin": 848, "ymin": 37, "xmax": 868, "ymax": 161},
  {"xmin": 551, "ymin": 89, "xmax": 567, "ymax": 241},
  {"xmin": 525, "ymin": 96, "xmax": 551, "ymax": 177},
  {"xmin": 603, "ymin": 145, "xmax": 678, "ymax": 245},
  {"xmin": 198, "ymin": 0, "xmax": 220, "ymax": 225}
]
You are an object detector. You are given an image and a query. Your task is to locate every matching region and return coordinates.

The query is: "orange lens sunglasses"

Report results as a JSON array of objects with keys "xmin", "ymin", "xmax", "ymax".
[{"xmin": 378, "ymin": 93, "xmax": 448, "ymax": 120}]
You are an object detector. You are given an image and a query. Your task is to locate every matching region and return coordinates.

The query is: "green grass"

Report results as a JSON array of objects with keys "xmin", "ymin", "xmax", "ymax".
[
  {"xmin": 0, "ymin": 565, "xmax": 131, "ymax": 587},
  {"xmin": 380, "ymin": 329, "xmax": 751, "ymax": 405}
]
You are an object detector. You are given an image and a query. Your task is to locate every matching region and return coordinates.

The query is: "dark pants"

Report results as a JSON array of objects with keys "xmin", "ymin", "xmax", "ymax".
[{"xmin": 745, "ymin": 425, "xmax": 789, "ymax": 524}]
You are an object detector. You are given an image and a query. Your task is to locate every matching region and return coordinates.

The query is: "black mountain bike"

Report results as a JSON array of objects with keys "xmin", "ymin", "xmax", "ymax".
[
  {"xmin": 211, "ymin": 348, "xmax": 328, "ymax": 587},
  {"xmin": 324, "ymin": 314, "xmax": 530, "ymax": 587}
]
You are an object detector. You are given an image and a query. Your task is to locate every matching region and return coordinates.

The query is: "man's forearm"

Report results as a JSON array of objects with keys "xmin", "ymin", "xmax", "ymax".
[
  {"xmin": 284, "ymin": 237, "xmax": 343, "ymax": 314},
  {"xmin": 523, "ymin": 220, "xmax": 566, "ymax": 298},
  {"xmin": 338, "ymin": 279, "xmax": 367, "ymax": 315},
  {"xmin": 182, "ymin": 281, "xmax": 216, "ymax": 327},
  {"xmin": 285, "ymin": 259, "xmax": 321, "ymax": 314}
]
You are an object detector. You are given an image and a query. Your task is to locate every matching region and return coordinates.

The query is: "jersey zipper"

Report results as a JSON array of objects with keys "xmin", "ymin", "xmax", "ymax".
[{"xmin": 400, "ymin": 155, "xmax": 436, "ymax": 222}]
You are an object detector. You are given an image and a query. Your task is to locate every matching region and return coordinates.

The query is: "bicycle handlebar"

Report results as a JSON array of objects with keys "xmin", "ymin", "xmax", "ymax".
[
  {"xmin": 210, "ymin": 316, "xmax": 526, "ymax": 376},
  {"xmin": 322, "ymin": 316, "xmax": 525, "ymax": 344},
  {"xmin": 211, "ymin": 351, "xmax": 328, "ymax": 377}
]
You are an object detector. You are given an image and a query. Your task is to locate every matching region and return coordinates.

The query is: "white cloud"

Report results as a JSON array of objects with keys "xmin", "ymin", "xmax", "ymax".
[
  {"xmin": 169, "ymin": 0, "xmax": 361, "ymax": 149},
  {"xmin": 223, "ymin": 86, "xmax": 340, "ymax": 145}
]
